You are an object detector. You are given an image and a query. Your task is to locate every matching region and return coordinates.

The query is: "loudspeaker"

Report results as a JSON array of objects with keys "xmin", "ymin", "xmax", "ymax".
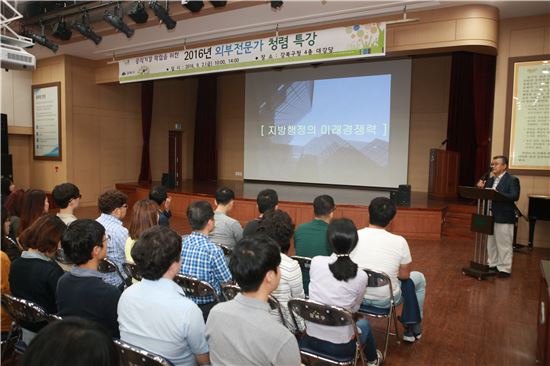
[
  {"xmin": 1, "ymin": 154, "xmax": 13, "ymax": 180},
  {"xmin": 397, "ymin": 184, "xmax": 411, "ymax": 206},
  {"xmin": 161, "ymin": 173, "xmax": 176, "ymax": 189},
  {"xmin": 1, "ymin": 114, "xmax": 8, "ymax": 155}
]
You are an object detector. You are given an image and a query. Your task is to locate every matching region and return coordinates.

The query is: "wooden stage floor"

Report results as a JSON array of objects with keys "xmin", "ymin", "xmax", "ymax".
[{"xmin": 74, "ymin": 202, "xmax": 548, "ymax": 366}]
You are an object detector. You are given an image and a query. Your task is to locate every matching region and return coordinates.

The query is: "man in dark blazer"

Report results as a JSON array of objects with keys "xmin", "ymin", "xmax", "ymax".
[{"xmin": 477, "ymin": 155, "xmax": 520, "ymax": 278}]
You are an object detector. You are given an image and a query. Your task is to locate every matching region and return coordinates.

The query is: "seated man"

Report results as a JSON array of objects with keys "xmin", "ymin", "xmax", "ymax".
[
  {"xmin": 295, "ymin": 194, "xmax": 335, "ymax": 257},
  {"xmin": 351, "ymin": 197, "xmax": 426, "ymax": 342},
  {"xmin": 118, "ymin": 226, "xmax": 209, "ymax": 366},
  {"xmin": 52, "ymin": 182, "xmax": 81, "ymax": 226},
  {"xmin": 209, "ymin": 187, "xmax": 243, "ymax": 250},
  {"xmin": 96, "ymin": 189, "xmax": 129, "ymax": 288},
  {"xmin": 205, "ymin": 235, "xmax": 300, "ymax": 366},
  {"xmin": 56, "ymin": 219, "xmax": 121, "ymax": 338},
  {"xmin": 181, "ymin": 201, "xmax": 232, "ymax": 319},
  {"xmin": 242, "ymin": 189, "xmax": 278, "ymax": 237},
  {"xmin": 149, "ymin": 185, "xmax": 172, "ymax": 227}
]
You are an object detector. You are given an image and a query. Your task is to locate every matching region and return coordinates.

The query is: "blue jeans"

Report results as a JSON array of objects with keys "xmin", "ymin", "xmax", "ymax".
[
  {"xmin": 360, "ymin": 271, "xmax": 426, "ymax": 319},
  {"xmin": 301, "ymin": 319, "xmax": 378, "ymax": 362}
]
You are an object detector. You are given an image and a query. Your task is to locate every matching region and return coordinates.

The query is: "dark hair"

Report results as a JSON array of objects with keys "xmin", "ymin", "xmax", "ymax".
[
  {"xmin": 19, "ymin": 214, "xmax": 67, "ymax": 253},
  {"xmin": 61, "ymin": 219, "xmax": 105, "ymax": 265},
  {"xmin": 215, "ymin": 187, "xmax": 235, "ymax": 205},
  {"xmin": 313, "ymin": 195, "xmax": 335, "ymax": 217},
  {"xmin": 131, "ymin": 226, "xmax": 182, "ymax": 280},
  {"xmin": 1, "ymin": 177, "xmax": 12, "ymax": 197},
  {"xmin": 98, "ymin": 190, "xmax": 128, "ymax": 214},
  {"xmin": 128, "ymin": 199, "xmax": 159, "ymax": 240},
  {"xmin": 258, "ymin": 209, "xmax": 294, "ymax": 254},
  {"xmin": 368, "ymin": 197, "xmax": 396, "ymax": 228},
  {"xmin": 187, "ymin": 201, "xmax": 214, "ymax": 230},
  {"xmin": 149, "ymin": 185, "xmax": 168, "ymax": 206},
  {"xmin": 327, "ymin": 218, "xmax": 359, "ymax": 281},
  {"xmin": 1, "ymin": 205, "xmax": 20, "ymax": 259},
  {"xmin": 256, "ymin": 189, "xmax": 278, "ymax": 214},
  {"xmin": 493, "ymin": 155, "xmax": 509, "ymax": 166},
  {"xmin": 21, "ymin": 317, "xmax": 119, "ymax": 366},
  {"xmin": 4, "ymin": 189, "xmax": 25, "ymax": 217},
  {"xmin": 229, "ymin": 235, "xmax": 281, "ymax": 292},
  {"xmin": 20, "ymin": 189, "xmax": 48, "ymax": 233},
  {"xmin": 52, "ymin": 183, "xmax": 81, "ymax": 209}
]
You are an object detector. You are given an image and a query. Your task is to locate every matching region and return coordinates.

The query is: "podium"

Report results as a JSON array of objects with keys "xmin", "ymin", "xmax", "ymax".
[
  {"xmin": 458, "ymin": 186, "xmax": 513, "ymax": 280},
  {"xmin": 428, "ymin": 149, "xmax": 460, "ymax": 199}
]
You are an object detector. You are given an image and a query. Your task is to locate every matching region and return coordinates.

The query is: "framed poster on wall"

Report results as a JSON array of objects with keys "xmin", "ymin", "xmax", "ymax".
[
  {"xmin": 504, "ymin": 55, "xmax": 550, "ymax": 175},
  {"xmin": 32, "ymin": 82, "xmax": 61, "ymax": 160}
]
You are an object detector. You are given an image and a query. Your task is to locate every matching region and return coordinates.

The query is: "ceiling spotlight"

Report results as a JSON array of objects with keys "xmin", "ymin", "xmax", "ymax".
[
  {"xmin": 150, "ymin": 1, "xmax": 176, "ymax": 30},
  {"xmin": 104, "ymin": 5, "xmax": 135, "ymax": 38},
  {"xmin": 52, "ymin": 19, "xmax": 72, "ymax": 41},
  {"xmin": 72, "ymin": 11, "xmax": 102, "ymax": 45},
  {"xmin": 182, "ymin": 1, "xmax": 204, "ymax": 13},
  {"xmin": 210, "ymin": 1, "xmax": 227, "ymax": 7},
  {"xmin": 24, "ymin": 31, "xmax": 59, "ymax": 53},
  {"xmin": 128, "ymin": 1, "xmax": 149, "ymax": 24},
  {"xmin": 271, "ymin": 1, "xmax": 283, "ymax": 9}
]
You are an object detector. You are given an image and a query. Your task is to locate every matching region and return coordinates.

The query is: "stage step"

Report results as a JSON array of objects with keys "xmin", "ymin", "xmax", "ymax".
[{"xmin": 443, "ymin": 204, "xmax": 476, "ymax": 239}]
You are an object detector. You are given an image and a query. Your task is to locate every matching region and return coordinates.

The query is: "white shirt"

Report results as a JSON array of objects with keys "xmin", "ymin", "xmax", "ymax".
[
  {"xmin": 306, "ymin": 254, "xmax": 368, "ymax": 344},
  {"xmin": 270, "ymin": 253, "xmax": 305, "ymax": 331},
  {"xmin": 350, "ymin": 227, "xmax": 412, "ymax": 301}
]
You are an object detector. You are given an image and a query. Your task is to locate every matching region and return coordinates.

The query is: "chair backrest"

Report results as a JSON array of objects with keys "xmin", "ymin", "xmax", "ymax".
[
  {"xmin": 291, "ymin": 255, "xmax": 312, "ymax": 271},
  {"xmin": 123, "ymin": 262, "xmax": 142, "ymax": 282},
  {"xmin": 220, "ymin": 283, "xmax": 240, "ymax": 301},
  {"xmin": 114, "ymin": 339, "xmax": 174, "ymax": 366},
  {"xmin": 288, "ymin": 298, "xmax": 355, "ymax": 328},
  {"xmin": 173, "ymin": 274, "xmax": 219, "ymax": 302},
  {"xmin": 98, "ymin": 258, "xmax": 129, "ymax": 287},
  {"xmin": 215, "ymin": 243, "xmax": 233, "ymax": 256},
  {"xmin": 0, "ymin": 293, "xmax": 59, "ymax": 325},
  {"xmin": 363, "ymin": 268, "xmax": 395, "ymax": 302}
]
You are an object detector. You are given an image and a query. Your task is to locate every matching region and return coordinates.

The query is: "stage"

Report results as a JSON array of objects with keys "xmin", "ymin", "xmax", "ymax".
[{"xmin": 116, "ymin": 180, "xmax": 476, "ymax": 241}]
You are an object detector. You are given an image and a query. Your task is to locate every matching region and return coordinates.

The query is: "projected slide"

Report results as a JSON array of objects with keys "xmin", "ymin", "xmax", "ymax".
[{"xmin": 245, "ymin": 59, "xmax": 411, "ymax": 188}]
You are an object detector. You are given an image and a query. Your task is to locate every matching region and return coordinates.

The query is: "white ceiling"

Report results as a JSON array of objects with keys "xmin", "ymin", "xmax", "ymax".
[{"xmin": 21, "ymin": 1, "xmax": 550, "ymax": 61}]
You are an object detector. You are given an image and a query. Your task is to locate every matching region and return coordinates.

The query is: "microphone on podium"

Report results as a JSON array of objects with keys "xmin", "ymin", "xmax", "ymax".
[{"xmin": 479, "ymin": 166, "xmax": 492, "ymax": 181}]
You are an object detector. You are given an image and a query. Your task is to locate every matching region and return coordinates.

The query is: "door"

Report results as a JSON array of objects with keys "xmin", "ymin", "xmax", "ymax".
[{"xmin": 168, "ymin": 130, "xmax": 182, "ymax": 188}]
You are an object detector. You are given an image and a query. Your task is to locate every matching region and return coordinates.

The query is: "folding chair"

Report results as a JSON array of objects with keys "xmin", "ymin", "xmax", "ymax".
[
  {"xmin": 291, "ymin": 255, "xmax": 312, "ymax": 295},
  {"xmin": 98, "ymin": 258, "xmax": 131, "ymax": 288},
  {"xmin": 173, "ymin": 274, "xmax": 220, "ymax": 303},
  {"xmin": 0, "ymin": 293, "xmax": 60, "ymax": 359},
  {"xmin": 358, "ymin": 268, "xmax": 400, "ymax": 360},
  {"xmin": 288, "ymin": 298, "xmax": 365, "ymax": 366},
  {"xmin": 122, "ymin": 262, "xmax": 142, "ymax": 282},
  {"xmin": 114, "ymin": 339, "xmax": 174, "ymax": 366},
  {"xmin": 214, "ymin": 243, "xmax": 233, "ymax": 257}
]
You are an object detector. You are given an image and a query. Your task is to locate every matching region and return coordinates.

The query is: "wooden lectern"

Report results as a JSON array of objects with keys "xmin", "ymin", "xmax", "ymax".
[
  {"xmin": 458, "ymin": 186, "xmax": 513, "ymax": 280},
  {"xmin": 428, "ymin": 149, "xmax": 460, "ymax": 199}
]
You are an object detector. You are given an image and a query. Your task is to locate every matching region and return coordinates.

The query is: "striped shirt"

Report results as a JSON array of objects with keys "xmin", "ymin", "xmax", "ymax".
[
  {"xmin": 96, "ymin": 213, "xmax": 129, "ymax": 287},
  {"xmin": 180, "ymin": 232, "xmax": 232, "ymax": 304},
  {"xmin": 270, "ymin": 253, "xmax": 305, "ymax": 331}
]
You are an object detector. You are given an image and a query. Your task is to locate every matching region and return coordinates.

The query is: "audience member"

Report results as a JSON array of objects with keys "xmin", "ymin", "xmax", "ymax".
[
  {"xmin": 209, "ymin": 187, "xmax": 243, "ymax": 250},
  {"xmin": 205, "ymin": 235, "xmax": 300, "ymax": 365},
  {"xmin": 149, "ymin": 185, "xmax": 172, "ymax": 227},
  {"xmin": 180, "ymin": 201, "xmax": 231, "ymax": 320},
  {"xmin": 242, "ymin": 189, "xmax": 278, "ymax": 237},
  {"xmin": 351, "ymin": 197, "xmax": 426, "ymax": 342},
  {"xmin": 1, "ymin": 177, "xmax": 15, "ymax": 205},
  {"xmin": 20, "ymin": 317, "xmax": 119, "ymax": 366},
  {"xmin": 4, "ymin": 188, "xmax": 25, "ymax": 240},
  {"xmin": 52, "ymin": 183, "xmax": 81, "ymax": 225},
  {"xmin": 1, "ymin": 248, "xmax": 11, "ymax": 340},
  {"xmin": 57, "ymin": 219, "xmax": 121, "ymax": 338},
  {"xmin": 9, "ymin": 215, "xmax": 66, "ymax": 330},
  {"xmin": 2, "ymin": 205, "xmax": 21, "ymax": 260},
  {"xmin": 96, "ymin": 189, "xmax": 129, "ymax": 288},
  {"xmin": 295, "ymin": 194, "xmax": 335, "ymax": 258},
  {"xmin": 19, "ymin": 189, "xmax": 49, "ymax": 234},
  {"xmin": 119, "ymin": 226, "xmax": 210, "ymax": 366},
  {"xmin": 125, "ymin": 199, "xmax": 159, "ymax": 263},
  {"xmin": 258, "ymin": 209, "xmax": 304, "ymax": 331}
]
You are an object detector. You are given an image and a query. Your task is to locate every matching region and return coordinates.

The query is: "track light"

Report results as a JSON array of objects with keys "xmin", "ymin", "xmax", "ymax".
[
  {"xmin": 150, "ymin": 1, "xmax": 176, "ymax": 30},
  {"xmin": 128, "ymin": 1, "xmax": 149, "ymax": 24},
  {"xmin": 271, "ymin": 1, "xmax": 283, "ymax": 9},
  {"xmin": 24, "ymin": 31, "xmax": 59, "ymax": 53},
  {"xmin": 210, "ymin": 1, "xmax": 227, "ymax": 7},
  {"xmin": 72, "ymin": 11, "xmax": 102, "ymax": 45},
  {"xmin": 104, "ymin": 5, "xmax": 134, "ymax": 38},
  {"xmin": 52, "ymin": 19, "xmax": 72, "ymax": 41},
  {"xmin": 182, "ymin": 1, "xmax": 204, "ymax": 13}
]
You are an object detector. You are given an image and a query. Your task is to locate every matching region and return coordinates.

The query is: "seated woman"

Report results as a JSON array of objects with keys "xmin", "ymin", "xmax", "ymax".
[
  {"xmin": 258, "ymin": 209, "xmax": 305, "ymax": 332},
  {"xmin": 19, "ymin": 189, "xmax": 50, "ymax": 235},
  {"xmin": 9, "ymin": 215, "xmax": 67, "ymax": 319},
  {"xmin": 125, "ymin": 199, "xmax": 159, "ymax": 264},
  {"xmin": 301, "ymin": 218, "xmax": 382, "ymax": 366},
  {"xmin": 4, "ymin": 189, "xmax": 25, "ymax": 241}
]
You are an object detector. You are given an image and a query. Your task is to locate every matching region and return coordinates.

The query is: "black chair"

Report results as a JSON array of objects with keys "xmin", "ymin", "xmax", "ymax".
[
  {"xmin": 98, "ymin": 258, "xmax": 131, "ymax": 288},
  {"xmin": 214, "ymin": 242, "xmax": 233, "ymax": 256},
  {"xmin": 0, "ymin": 293, "xmax": 61, "ymax": 359},
  {"xmin": 358, "ymin": 268, "xmax": 400, "ymax": 359},
  {"xmin": 291, "ymin": 255, "xmax": 312, "ymax": 295},
  {"xmin": 114, "ymin": 339, "xmax": 174, "ymax": 366},
  {"xmin": 288, "ymin": 298, "xmax": 365, "ymax": 366},
  {"xmin": 122, "ymin": 262, "xmax": 142, "ymax": 282},
  {"xmin": 173, "ymin": 274, "xmax": 220, "ymax": 303}
]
